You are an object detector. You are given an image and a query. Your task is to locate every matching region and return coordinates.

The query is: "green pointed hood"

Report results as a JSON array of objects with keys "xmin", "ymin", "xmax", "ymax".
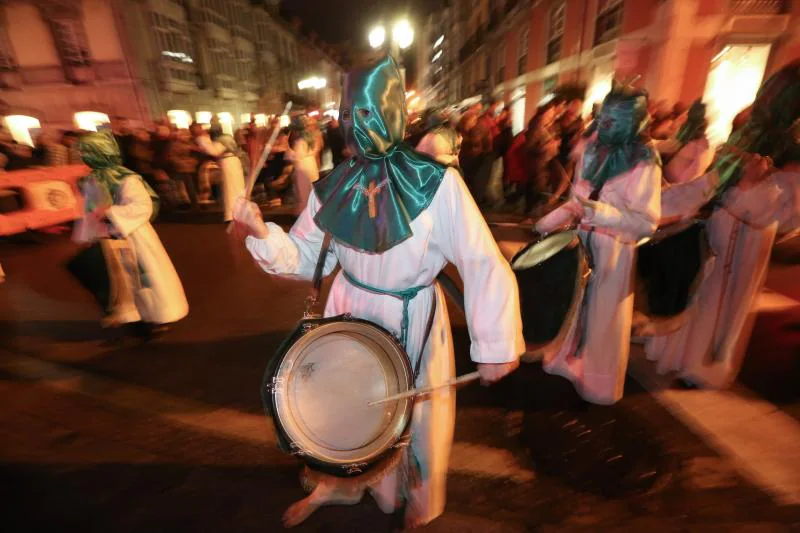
[{"xmin": 313, "ymin": 55, "xmax": 447, "ymax": 253}]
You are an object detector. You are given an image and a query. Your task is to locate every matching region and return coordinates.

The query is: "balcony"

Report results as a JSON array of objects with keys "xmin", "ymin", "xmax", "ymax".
[{"xmin": 730, "ymin": 0, "xmax": 786, "ymax": 14}]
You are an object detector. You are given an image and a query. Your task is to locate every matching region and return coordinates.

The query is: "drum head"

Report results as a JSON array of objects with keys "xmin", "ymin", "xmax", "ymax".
[
  {"xmin": 272, "ymin": 321, "xmax": 414, "ymax": 470},
  {"xmin": 511, "ymin": 231, "xmax": 579, "ymax": 270}
]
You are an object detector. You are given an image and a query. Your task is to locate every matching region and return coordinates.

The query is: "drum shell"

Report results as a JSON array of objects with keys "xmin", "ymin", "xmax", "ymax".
[
  {"xmin": 263, "ymin": 315, "xmax": 415, "ymax": 478},
  {"xmin": 636, "ymin": 221, "xmax": 709, "ymax": 318},
  {"xmin": 511, "ymin": 231, "xmax": 590, "ymax": 345}
]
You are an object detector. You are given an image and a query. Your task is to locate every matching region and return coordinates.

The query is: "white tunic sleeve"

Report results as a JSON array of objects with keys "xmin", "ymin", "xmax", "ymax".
[
  {"xmin": 244, "ymin": 190, "xmax": 338, "ymax": 280},
  {"xmin": 106, "ymin": 177, "xmax": 153, "ymax": 238},
  {"xmin": 660, "ymin": 169, "xmax": 719, "ymax": 221},
  {"xmin": 432, "ymin": 169, "xmax": 525, "ymax": 364},
  {"xmin": 584, "ymin": 162, "xmax": 661, "ymax": 240}
]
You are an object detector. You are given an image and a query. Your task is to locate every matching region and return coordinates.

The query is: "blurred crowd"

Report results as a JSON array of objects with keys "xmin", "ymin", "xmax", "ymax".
[
  {"xmin": 408, "ymin": 86, "xmax": 758, "ymax": 223},
  {"xmin": 0, "ymin": 90, "xmax": 754, "ymax": 223}
]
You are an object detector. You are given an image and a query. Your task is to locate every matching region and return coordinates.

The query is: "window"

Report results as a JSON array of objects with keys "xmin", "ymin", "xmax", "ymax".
[
  {"xmin": 595, "ymin": 0, "xmax": 624, "ymax": 46},
  {"xmin": 546, "ymin": 2, "xmax": 566, "ymax": 64},
  {"xmin": 496, "ymin": 44, "xmax": 505, "ymax": 82},
  {"xmin": 50, "ymin": 19, "xmax": 92, "ymax": 66},
  {"xmin": 517, "ymin": 25, "xmax": 529, "ymax": 75},
  {"xmin": 206, "ymin": 37, "xmax": 236, "ymax": 89},
  {"xmin": 149, "ymin": 11, "xmax": 197, "ymax": 84}
]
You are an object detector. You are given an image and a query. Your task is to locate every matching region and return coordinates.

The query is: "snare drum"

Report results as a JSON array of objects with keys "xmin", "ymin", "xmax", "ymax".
[
  {"xmin": 510, "ymin": 230, "xmax": 591, "ymax": 345},
  {"xmin": 263, "ymin": 315, "xmax": 415, "ymax": 477}
]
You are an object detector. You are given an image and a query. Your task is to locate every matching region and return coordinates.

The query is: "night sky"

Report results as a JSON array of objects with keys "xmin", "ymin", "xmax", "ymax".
[{"xmin": 281, "ymin": 0, "xmax": 444, "ymax": 45}]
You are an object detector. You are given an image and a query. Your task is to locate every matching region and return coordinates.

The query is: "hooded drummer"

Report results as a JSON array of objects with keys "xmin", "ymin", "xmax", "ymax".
[
  {"xmin": 233, "ymin": 56, "xmax": 524, "ymax": 528},
  {"xmin": 535, "ymin": 86, "xmax": 662, "ymax": 405}
]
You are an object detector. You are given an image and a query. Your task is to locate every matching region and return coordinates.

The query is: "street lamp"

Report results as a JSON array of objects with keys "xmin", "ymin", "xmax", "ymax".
[
  {"xmin": 368, "ymin": 19, "xmax": 414, "ymax": 52},
  {"xmin": 368, "ymin": 26, "xmax": 386, "ymax": 49},
  {"xmin": 392, "ymin": 19, "xmax": 414, "ymax": 50}
]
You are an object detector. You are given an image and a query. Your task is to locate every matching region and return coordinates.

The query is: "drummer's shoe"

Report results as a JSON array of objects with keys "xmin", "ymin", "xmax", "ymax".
[{"xmin": 674, "ymin": 377, "xmax": 700, "ymax": 389}]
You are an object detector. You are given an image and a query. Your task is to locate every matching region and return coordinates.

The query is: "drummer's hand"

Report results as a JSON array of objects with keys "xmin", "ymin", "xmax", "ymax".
[
  {"xmin": 232, "ymin": 197, "xmax": 269, "ymax": 239},
  {"xmin": 563, "ymin": 198, "xmax": 585, "ymax": 219},
  {"xmin": 477, "ymin": 360, "xmax": 520, "ymax": 386}
]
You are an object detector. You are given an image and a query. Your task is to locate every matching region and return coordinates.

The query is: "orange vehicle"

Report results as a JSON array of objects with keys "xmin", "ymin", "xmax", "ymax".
[{"xmin": 0, "ymin": 165, "xmax": 88, "ymax": 236}]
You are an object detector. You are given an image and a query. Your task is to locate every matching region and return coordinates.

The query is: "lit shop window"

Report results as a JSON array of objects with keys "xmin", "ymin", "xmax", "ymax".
[
  {"xmin": 196, "ymin": 111, "xmax": 213, "ymax": 124},
  {"xmin": 702, "ymin": 44, "xmax": 771, "ymax": 147},
  {"xmin": 74, "ymin": 111, "xmax": 110, "ymax": 132},
  {"xmin": 217, "ymin": 112, "xmax": 234, "ymax": 135},
  {"xmin": 3, "ymin": 115, "xmax": 41, "ymax": 146},
  {"xmin": 254, "ymin": 114, "xmax": 267, "ymax": 127},
  {"xmin": 240, "ymin": 113, "xmax": 251, "ymax": 124},
  {"xmin": 168, "ymin": 110, "xmax": 192, "ymax": 130},
  {"xmin": 279, "ymin": 114, "xmax": 290, "ymax": 128}
]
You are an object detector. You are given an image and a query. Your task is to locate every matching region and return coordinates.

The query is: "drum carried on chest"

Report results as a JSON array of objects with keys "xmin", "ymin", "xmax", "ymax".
[
  {"xmin": 263, "ymin": 314, "xmax": 415, "ymax": 478},
  {"xmin": 510, "ymin": 229, "xmax": 591, "ymax": 345},
  {"xmin": 634, "ymin": 220, "xmax": 712, "ymax": 335}
]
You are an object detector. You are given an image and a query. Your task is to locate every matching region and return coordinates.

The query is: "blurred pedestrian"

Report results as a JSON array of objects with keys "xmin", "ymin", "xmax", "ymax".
[
  {"xmin": 325, "ymin": 118, "xmax": 346, "ymax": 167},
  {"xmin": 659, "ymin": 100, "xmax": 713, "ymax": 184},
  {"xmin": 286, "ymin": 123, "xmax": 319, "ymax": 214},
  {"xmin": 196, "ymin": 128, "xmax": 246, "ymax": 222}
]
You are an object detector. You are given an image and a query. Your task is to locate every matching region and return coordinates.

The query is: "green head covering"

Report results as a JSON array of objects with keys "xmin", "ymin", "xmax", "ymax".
[
  {"xmin": 714, "ymin": 60, "xmax": 800, "ymax": 192},
  {"xmin": 313, "ymin": 56, "xmax": 447, "ymax": 253},
  {"xmin": 581, "ymin": 86, "xmax": 657, "ymax": 190},
  {"xmin": 675, "ymin": 100, "xmax": 707, "ymax": 145},
  {"xmin": 77, "ymin": 131, "xmax": 159, "ymax": 219}
]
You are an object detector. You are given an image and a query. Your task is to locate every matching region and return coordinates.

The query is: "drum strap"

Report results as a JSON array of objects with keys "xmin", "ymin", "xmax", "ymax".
[{"xmin": 305, "ymin": 232, "xmax": 333, "ymax": 317}]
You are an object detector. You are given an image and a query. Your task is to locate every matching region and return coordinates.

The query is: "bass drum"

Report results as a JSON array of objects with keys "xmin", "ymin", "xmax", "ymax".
[
  {"xmin": 635, "ymin": 220, "xmax": 711, "ymax": 333},
  {"xmin": 510, "ymin": 230, "xmax": 591, "ymax": 346},
  {"xmin": 263, "ymin": 315, "xmax": 415, "ymax": 478}
]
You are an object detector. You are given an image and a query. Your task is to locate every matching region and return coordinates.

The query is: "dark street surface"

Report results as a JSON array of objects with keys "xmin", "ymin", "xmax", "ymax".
[{"xmin": 1, "ymin": 217, "xmax": 799, "ymax": 532}]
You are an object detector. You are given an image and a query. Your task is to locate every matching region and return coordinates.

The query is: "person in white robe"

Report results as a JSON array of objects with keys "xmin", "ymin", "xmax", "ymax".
[
  {"xmin": 656, "ymin": 101, "xmax": 714, "ymax": 185},
  {"xmin": 233, "ymin": 56, "xmax": 523, "ymax": 529},
  {"xmin": 646, "ymin": 156, "xmax": 799, "ymax": 387},
  {"xmin": 196, "ymin": 132, "xmax": 246, "ymax": 222},
  {"xmin": 535, "ymin": 87, "xmax": 661, "ymax": 405},
  {"xmin": 73, "ymin": 132, "xmax": 188, "ymax": 328},
  {"xmin": 285, "ymin": 127, "xmax": 319, "ymax": 214}
]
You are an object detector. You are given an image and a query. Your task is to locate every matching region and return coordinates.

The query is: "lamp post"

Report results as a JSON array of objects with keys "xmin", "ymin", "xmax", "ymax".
[{"xmin": 368, "ymin": 19, "xmax": 414, "ymax": 87}]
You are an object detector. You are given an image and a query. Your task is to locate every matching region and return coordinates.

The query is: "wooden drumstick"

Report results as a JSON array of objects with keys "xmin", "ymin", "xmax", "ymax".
[{"xmin": 367, "ymin": 371, "xmax": 481, "ymax": 407}]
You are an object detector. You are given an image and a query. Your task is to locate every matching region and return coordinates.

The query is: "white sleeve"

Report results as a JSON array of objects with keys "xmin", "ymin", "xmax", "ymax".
[
  {"xmin": 432, "ymin": 169, "xmax": 525, "ymax": 364},
  {"xmin": 660, "ymin": 170, "xmax": 719, "ymax": 220},
  {"xmin": 106, "ymin": 177, "xmax": 153, "ymax": 237},
  {"xmin": 584, "ymin": 162, "xmax": 661, "ymax": 240},
  {"xmin": 244, "ymin": 190, "xmax": 338, "ymax": 280}
]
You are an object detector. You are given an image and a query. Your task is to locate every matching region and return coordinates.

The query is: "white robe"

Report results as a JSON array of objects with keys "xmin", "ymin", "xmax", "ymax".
[
  {"xmin": 646, "ymin": 171, "xmax": 799, "ymax": 387},
  {"xmin": 245, "ymin": 168, "xmax": 524, "ymax": 524},
  {"xmin": 197, "ymin": 136, "xmax": 246, "ymax": 222},
  {"xmin": 663, "ymin": 138, "xmax": 714, "ymax": 185},
  {"xmin": 105, "ymin": 177, "xmax": 189, "ymax": 325},
  {"xmin": 536, "ymin": 161, "xmax": 661, "ymax": 404}
]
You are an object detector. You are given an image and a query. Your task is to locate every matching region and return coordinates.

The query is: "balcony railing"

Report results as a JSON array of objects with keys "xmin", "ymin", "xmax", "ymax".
[{"xmin": 730, "ymin": 0, "xmax": 786, "ymax": 14}]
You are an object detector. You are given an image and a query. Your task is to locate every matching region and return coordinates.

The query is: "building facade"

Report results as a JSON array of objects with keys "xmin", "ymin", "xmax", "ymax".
[
  {"xmin": 422, "ymin": 0, "xmax": 799, "ymax": 141},
  {"xmin": 0, "ymin": 0, "xmax": 343, "ymax": 142}
]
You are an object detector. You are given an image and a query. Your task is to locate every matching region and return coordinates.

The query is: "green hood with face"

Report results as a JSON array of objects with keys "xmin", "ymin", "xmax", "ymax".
[
  {"xmin": 77, "ymin": 131, "xmax": 160, "ymax": 219},
  {"xmin": 581, "ymin": 87, "xmax": 657, "ymax": 190},
  {"xmin": 313, "ymin": 56, "xmax": 447, "ymax": 253}
]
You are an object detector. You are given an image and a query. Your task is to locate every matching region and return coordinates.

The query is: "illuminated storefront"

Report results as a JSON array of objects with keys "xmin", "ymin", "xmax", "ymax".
[{"xmin": 702, "ymin": 44, "xmax": 772, "ymax": 147}]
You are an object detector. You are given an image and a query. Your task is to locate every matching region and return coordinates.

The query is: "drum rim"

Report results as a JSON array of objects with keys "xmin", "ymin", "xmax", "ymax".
[
  {"xmin": 270, "ymin": 319, "xmax": 415, "ymax": 472},
  {"xmin": 511, "ymin": 230, "xmax": 580, "ymax": 270}
]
